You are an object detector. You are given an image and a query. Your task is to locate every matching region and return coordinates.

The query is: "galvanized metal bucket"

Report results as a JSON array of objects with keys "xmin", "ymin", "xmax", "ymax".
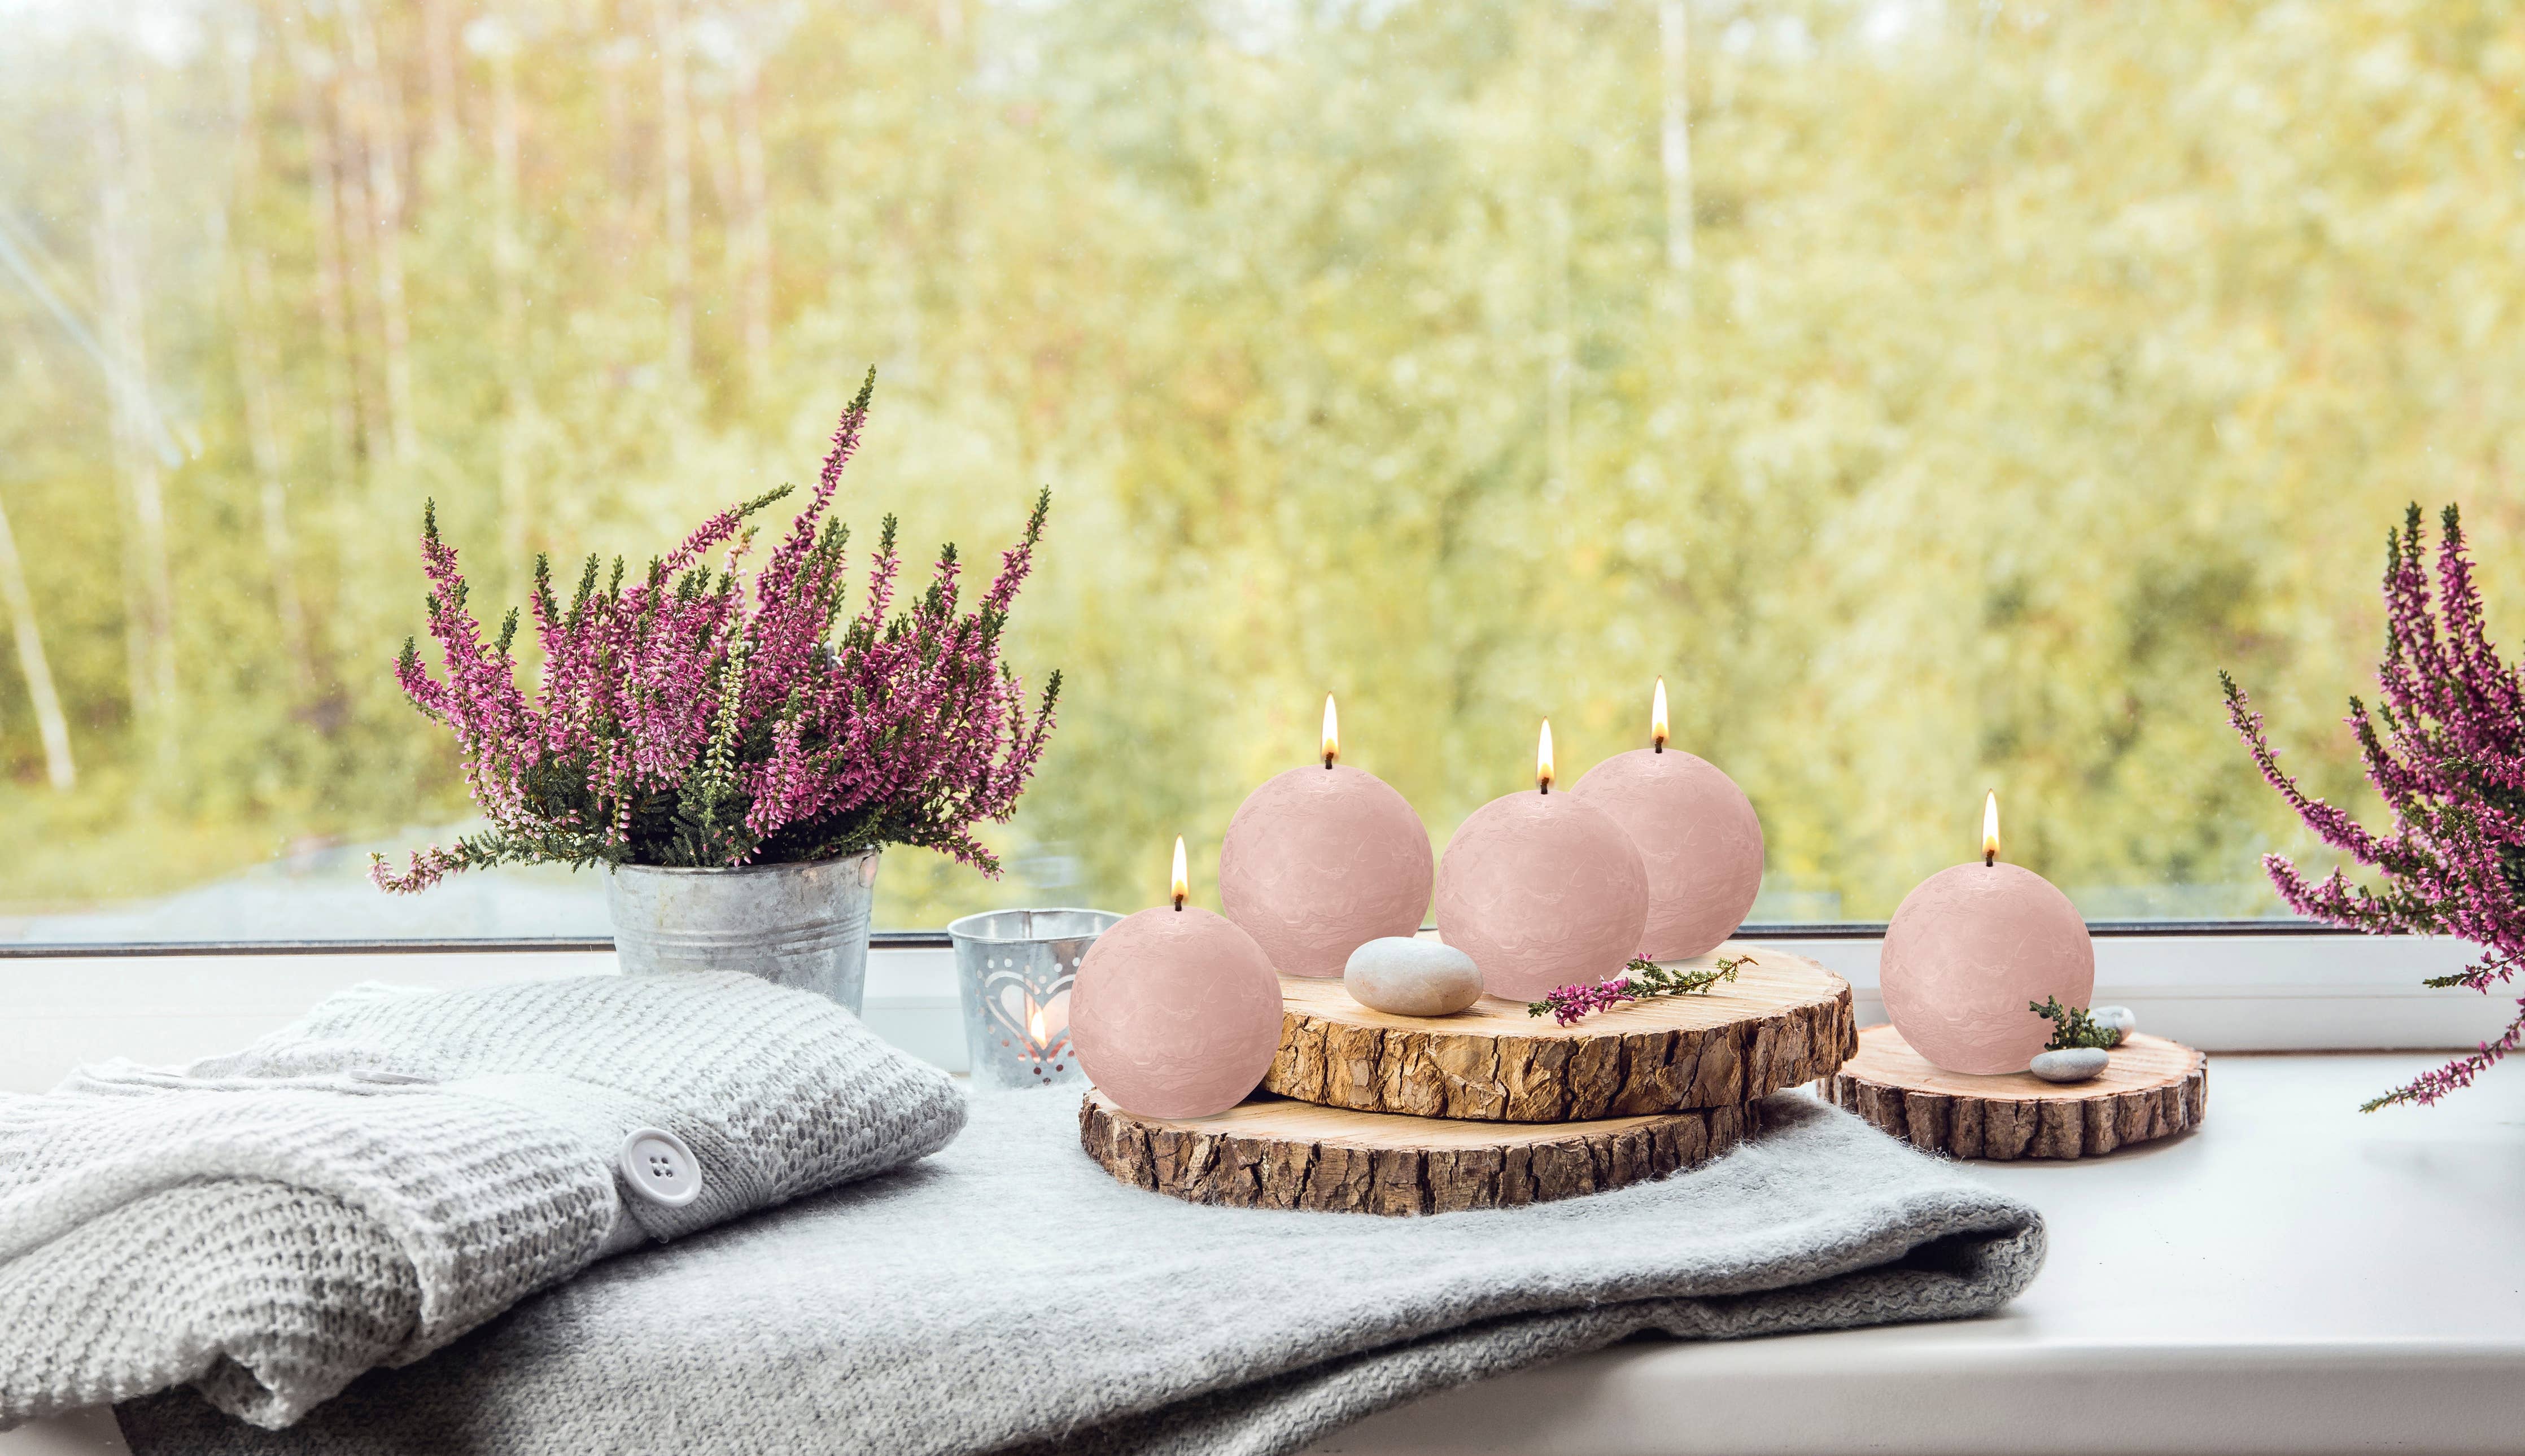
[
  {"xmin": 605, "ymin": 850, "xmax": 882, "ymax": 1013},
  {"xmin": 946, "ymin": 907, "xmax": 1122, "ymax": 1090}
]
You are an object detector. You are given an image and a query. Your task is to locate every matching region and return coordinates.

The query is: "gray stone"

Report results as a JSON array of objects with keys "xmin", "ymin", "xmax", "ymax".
[
  {"xmin": 2029, "ymin": 1047, "xmax": 2109, "ymax": 1084},
  {"xmin": 2091, "ymin": 1005, "xmax": 2135, "ymax": 1046},
  {"xmin": 1344, "ymin": 937, "xmax": 1484, "ymax": 1017}
]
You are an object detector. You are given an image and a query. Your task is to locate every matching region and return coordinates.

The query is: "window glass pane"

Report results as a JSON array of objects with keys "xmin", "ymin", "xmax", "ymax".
[{"xmin": 0, "ymin": 0, "xmax": 2485, "ymax": 941}]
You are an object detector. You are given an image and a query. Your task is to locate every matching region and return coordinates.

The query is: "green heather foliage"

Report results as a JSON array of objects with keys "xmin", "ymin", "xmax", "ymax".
[
  {"xmin": 2030, "ymin": 997, "xmax": 2121, "ymax": 1053},
  {"xmin": 4, "ymin": 1, "xmax": 2524, "ymax": 926}
]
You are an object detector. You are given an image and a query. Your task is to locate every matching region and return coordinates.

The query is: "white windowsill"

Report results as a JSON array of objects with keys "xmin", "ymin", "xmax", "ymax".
[{"xmin": 1307, "ymin": 1051, "xmax": 2525, "ymax": 1456}]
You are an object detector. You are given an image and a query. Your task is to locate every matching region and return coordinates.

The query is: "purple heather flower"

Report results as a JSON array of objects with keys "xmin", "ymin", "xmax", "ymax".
[
  {"xmin": 2225, "ymin": 503, "xmax": 2525, "ymax": 1110},
  {"xmin": 373, "ymin": 373, "xmax": 1060, "ymax": 891},
  {"xmin": 1537, "ymin": 977, "xmax": 1637, "ymax": 1026}
]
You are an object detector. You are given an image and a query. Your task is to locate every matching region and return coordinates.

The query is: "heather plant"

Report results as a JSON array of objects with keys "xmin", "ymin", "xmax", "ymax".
[
  {"xmin": 2223, "ymin": 504, "xmax": 2525, "ymax": 1110},
  {"xmin": 1526, "ymin": 954, "xmax": 1758, "ymax": 1027},
  {"xmin": 371, "ymin": 375, "xmax": 1060, "ymax": 892}
]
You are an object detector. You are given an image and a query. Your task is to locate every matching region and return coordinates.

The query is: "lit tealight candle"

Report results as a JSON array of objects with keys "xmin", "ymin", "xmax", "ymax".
[
  {"xmin": 1570, "ymin": 677, "xmax": 1765, "ymax": 960},
  {"xmin": 1433, "ymin": 720, "xmax": 1650, "ymax": 1000},
  {"xmin": 1071, "ymin": 837, "xmax": 1286, "ymax": 1118},
  {"xmin": 1879, "ymin": 793, "xmax": 2096, "ymax": 1075},
  {"xmin": 1220, "ymin": 694, "xmax": 1434, "ymax": 978}
]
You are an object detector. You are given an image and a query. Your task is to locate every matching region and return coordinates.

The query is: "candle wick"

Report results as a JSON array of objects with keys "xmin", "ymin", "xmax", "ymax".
[
  {"xmin": 1984, "ymin": 849, "xmax": 1997, "ymax": 867},
  {"xmin": 1323, "ymin": 753, "xmax": 1334, "ymax": 769},
  {"xmin": 1654, "ymin": 741, "xmax": 1664, "ymax": 754},
  {"xmin": 1540, "ymin": 782, "xmax": 1550, "ymax": 795}
]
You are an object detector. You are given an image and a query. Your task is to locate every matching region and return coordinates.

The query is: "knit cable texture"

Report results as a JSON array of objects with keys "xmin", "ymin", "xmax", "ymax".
[
  {"xmin": 120, "ymin": 1088, "xmax": 2043, "ymax": 1456},
  {"xmin": 0, "ymin": 972, "xmax": 966, "ymax": 1430}
]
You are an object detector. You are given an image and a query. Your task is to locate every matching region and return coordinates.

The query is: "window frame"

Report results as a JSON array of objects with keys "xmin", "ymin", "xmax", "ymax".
[
  {"xmin": 4, "ymin": 921, "xmax": 2509, "ymax": 1095},
  {"xmin": 0, "ymin": 918, "xmax": 2380, "ymax": 959}
]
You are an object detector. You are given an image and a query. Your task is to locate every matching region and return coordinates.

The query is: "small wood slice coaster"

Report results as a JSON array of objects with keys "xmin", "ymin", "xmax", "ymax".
[
  {"xmin": 1827, "ymin": 1025, "xmax": 2207, "ymax": 1161},
  {"xmin": 1079, "ymin": 1090, "xmax": 1758, "ymax": 1216},
  {"xmin": 1263, "ymin": 942, "xmax": 1855, "ymax": 1122}
]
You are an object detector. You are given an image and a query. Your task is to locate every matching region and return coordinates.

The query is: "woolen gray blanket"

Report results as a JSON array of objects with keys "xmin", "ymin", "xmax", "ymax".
[
  {"xmin": 120, "ymin": 1087, "xmax": 2045, "ymax": 1456},
  {"xmin": 0, "ymin": 974, "xmax": 965, "ymax": 1429}
]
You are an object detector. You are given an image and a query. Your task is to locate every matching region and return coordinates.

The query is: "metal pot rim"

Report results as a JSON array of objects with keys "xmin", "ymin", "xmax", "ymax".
[{"xmin": 607, "ymin": 848, "xmax": 881, "ymax": 878}]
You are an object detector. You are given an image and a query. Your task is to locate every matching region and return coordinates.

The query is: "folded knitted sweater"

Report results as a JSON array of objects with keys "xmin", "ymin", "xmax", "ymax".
[{"xmin": 0, "ymin": 972, "xmax": 966, "ymax": 1429}]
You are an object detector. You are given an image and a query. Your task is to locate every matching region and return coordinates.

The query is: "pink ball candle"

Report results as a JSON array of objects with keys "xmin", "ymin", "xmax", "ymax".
[
  {"xmin": 1879, "ymin": 794, "xmax": 2095, "ymax": 1075},
  {"xmin": 1570, "ymin": 679, "xmax": 1764, "ymax": 961},
  {"xmin": 1220, "ymin": 697, "xmax": 1434, "ymax": 978},
  {"xmin": 1071, "ymin": 839, "xmax": 1286, "ymax": 1120},
  {"xmin": 1434, "ymin": 720, "xmax": 1651, "ymax": 1002}
]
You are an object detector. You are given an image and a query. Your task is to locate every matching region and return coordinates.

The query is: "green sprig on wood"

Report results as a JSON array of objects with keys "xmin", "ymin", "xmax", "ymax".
[
  {"xmin": 1624, "ymin": 955, "xmax": 1754, "ymax": 998},
  {"xmin": 2030, "ymin": 996, "xmax": 2119, "ymax": 1051},
  {"xmin": 1527, "ymin": 954, "xmax": 1757, "ymax": 1026}
]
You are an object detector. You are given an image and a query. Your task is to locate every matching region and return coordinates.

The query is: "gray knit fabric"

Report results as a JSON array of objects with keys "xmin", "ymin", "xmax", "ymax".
[
  {"xmin": 0, "ymin": 973, "xmax": 964, "ymax": 1430},
  {"xmin": 119, "ymin": 1088, "xmax": 2043, "ymax": 1456}
]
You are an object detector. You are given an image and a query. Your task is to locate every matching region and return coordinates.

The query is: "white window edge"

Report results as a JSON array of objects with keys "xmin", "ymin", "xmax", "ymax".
[{"xmin": 1, "ymin": 935, "xmax": 2512, "ymax": 1092}]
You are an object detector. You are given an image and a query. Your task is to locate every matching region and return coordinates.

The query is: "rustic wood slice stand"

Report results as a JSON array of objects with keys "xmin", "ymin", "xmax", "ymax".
[
  {"xmin": 1080, "ymin": 1090, "xmax": 1759, "ymax": 1215},
  {"xmin": 1826, "ymin": 1024, "xmax": 2207, "ymax": 1160},
  {"xmin": 1264, "ymin": 941, "xmax": 1855, "ymax": 1122}
]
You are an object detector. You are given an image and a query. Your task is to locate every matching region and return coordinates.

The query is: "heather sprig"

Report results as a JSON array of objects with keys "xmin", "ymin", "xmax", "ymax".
[
  {"xmin": 2224, "ymin": 502, "xmax": 2525, "ymax": 1111},
  {"xmin": 2030, "ymin": 997, "xmax": 2119, "ymax": 1052},
  {"xmin": 1527, "ymin": 954, "xmax": 1756, "ymax": 1027},
  {"xmin": 372, "ymin": 373, "xmax": 1061, "ymax": 891}
]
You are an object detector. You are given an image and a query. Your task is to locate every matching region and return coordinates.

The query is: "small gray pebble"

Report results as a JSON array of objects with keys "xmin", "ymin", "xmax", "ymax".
[
  {"xmin": 1345, "ymin": 937, "xmax": 1483, "ymax": 1017},
  {"xmin": 2029, "ymin": 1047, "xmax": 2109, "ymax": 1083},
  {"xmin": 2090, "ymin": 1005, "xmax": 2135, "ymax": 1046}
]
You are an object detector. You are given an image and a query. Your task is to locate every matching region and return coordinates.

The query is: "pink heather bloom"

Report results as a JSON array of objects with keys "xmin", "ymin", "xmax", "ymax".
[
  {"xmin": 1534, "ymin": 977, "xmax": 1639, "ymax": 1027},
  {"xmin": 2225, "ymin": 503, "xmax": 2525, "ymax": 1111},
  {"xmin": 373, "ymin": 373, "xmax": 1061, "ymax": 892}
]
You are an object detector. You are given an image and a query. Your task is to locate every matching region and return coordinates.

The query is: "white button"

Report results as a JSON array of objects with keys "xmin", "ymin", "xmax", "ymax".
[{"xmin": 617, "ymin": 1127, "xmax": 702, "ymax": 1209}]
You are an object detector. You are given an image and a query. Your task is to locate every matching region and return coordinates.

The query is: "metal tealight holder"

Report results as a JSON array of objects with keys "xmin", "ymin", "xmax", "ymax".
[{"xmin": 946, "ymin": 908, "xmax": 1123, "ymax": 1090}]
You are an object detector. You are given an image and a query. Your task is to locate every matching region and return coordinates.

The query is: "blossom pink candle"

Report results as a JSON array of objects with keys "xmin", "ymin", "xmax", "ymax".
[
  {"xmin": 1570, "ymin": 678, "xmax": 1764, "ymax": 961},
  {"xmin": 1434, "ymin": 720, "xmax": 1650, "ymax": 1001},
  {"xmin": 1071, "ymin": 838, "xmax": 1286, "ymax": 1119},
  {"xmin": 1879, "ymin": 793, "xmax": 2095, "ymax": 1075},
  {"xmin": 1220, "ymin": 696, "xmax": 1434, "ymax": 978}
]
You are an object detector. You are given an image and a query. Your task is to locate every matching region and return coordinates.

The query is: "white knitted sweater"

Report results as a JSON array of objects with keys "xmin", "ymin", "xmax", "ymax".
[{"xmin": 0, "ymin": 972, "xmax": 966, "ymax": 1429}]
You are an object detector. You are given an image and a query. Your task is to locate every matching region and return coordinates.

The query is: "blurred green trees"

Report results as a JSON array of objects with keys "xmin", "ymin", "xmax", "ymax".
[{"xmin": 3, "ymin": 0, "xmax": 2520, "ymax": 928}]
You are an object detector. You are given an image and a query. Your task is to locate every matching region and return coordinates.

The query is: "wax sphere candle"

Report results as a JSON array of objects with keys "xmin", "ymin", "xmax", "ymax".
[
  {"xmin": 1879, "ymin": 794, "xmax": 2095, "ymax": 1075},
  {"xmin": 1434, "ymin": 720, "xmax": 1651, "ymax": 1001},
  {"xmin": 1220, "ymin": 696, "xmax": 1434, "ymax": 978},
  {"xmin": 1071, "ymin": 839, "xmax": 1286, "ymax": 1120},
  {"xmin": 1570, "ymin": 679, "xmax": 1764, "ymax": 961}
]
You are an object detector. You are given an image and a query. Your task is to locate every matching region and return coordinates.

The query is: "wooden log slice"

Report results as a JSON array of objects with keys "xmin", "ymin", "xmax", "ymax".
[
  {"xmin": 1827, "ymin": 1025, "xmax": 2207, "ymax": 1161},
  {"xmin": 1079, "ymin": 1090, "xmax": 1759, "ymax": 1216},
  {"xmin": 1262, "ymin": 941, "xmax": 1854, "ymax": 1122}
]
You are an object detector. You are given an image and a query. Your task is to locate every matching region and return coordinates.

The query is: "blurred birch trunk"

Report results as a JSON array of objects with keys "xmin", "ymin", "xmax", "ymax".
[
  {"xmin": 329, "ymin": 37, "xmax": 389, "ymax": 471},
  {"xmin": 1658, "ymin": 0, "xmax": 1693, "ymax": 274},
  {"xmin": 286, "ymin": 15, "xmax": 359, "ymax": 484},
  {"xmin": 343, "ymin": 0, "xmax": 415, "ymax": 462},
  {"xmin": 0, "ymin": 489, "xmax": 75, "ymax": 791},
  {"xmin": 732, "ymin": 52, "xmax": 772, "ymax": 386},
  {"xmin": 478, "ymin": 16, "xmax": 535, "ymax": 589},
  {"xmin": 421, "ymin": 0, "xmax": 461, "ymax": 178},
  {"xmin": 226, "ymin": 42, "xmax": 316, "ymax": 701},
  {"xmin": 656, "ymin": 0, "xmax": 695, "ymax": 375},
  {"xmin": 91, "ymin": 65, "xmax": 178, "ymax": 757}
]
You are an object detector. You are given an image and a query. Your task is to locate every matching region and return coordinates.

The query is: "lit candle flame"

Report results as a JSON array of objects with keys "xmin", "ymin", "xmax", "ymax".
[
  {"xmin": 1652, "ymin": 677, "xmax": 1669, "ymax": 752},
  {"xmin": 1537, "ymin": 719, "xmax": 1555, "ymax": 794},
  {"xmin": 1983, "ymin": 791, "xmax": 2000, "ymax": 867},
  {"xmin": 1322, "ymin": 693, "xmax": 1339, "ymax": 768},
  {"xmin": 1028, "ymin": 1003, "xmax": 1047, "ymax": 1046},
  {"xmin": 1170, "ymin": 835, "xmax": 1189, "ymax": 910}
]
